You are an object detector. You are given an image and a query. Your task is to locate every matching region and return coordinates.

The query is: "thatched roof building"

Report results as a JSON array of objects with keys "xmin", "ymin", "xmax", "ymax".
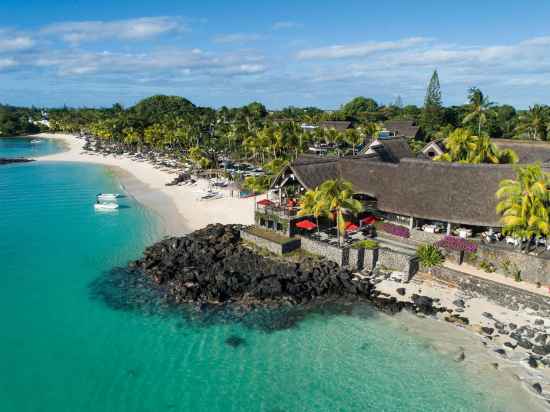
[
  {"xmin": 383, "ymin": 120, "xmax": 422, "ymax": 139},
  {"xmin": 495, "ymin": 139, "xmax": 550, "ymax": 165},
  {"xmin": 274, "ymin": 153, "xmax": 550, "ymax": 228}
]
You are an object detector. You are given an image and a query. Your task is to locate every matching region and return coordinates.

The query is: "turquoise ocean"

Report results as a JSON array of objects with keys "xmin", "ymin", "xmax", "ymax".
[{"xmin": 0, "ymin": 137, "xmax": 540, "ymax": 411}]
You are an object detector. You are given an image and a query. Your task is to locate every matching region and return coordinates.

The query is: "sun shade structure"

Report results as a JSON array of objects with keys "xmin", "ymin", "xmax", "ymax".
[
  {"xmin": 345, "ymin": 223, "xmax": 359, "ymax": 232},
  {"xmin": 295, "ymin": 220, "xmax": 317, "ymax": 230},
  {"xmin": 256, "ymin": 199, "xmax": 273, "ymax": 206},
  {"xmin": 361, "ymin": 216, "xmax": 377, "ymax": 225}
]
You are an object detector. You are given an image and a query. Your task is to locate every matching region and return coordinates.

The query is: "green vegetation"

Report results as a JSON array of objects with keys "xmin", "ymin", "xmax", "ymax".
[
  {"xmin": 0, "ymin": 105, "xmax": 43, "ymax": 136},
  {"xmin": 416, "ymin": 244, "xmax": 444, "ymax": 268},
  {"xmin": 496, "ymin": 163, "xmax": 550, "ymax": 251},
  {"xmin": 246, "ymin": 226, "xmax": 294, "ymax": 245},
  {"xmin": 298, "ymin": 179, "xmax": 363, "ymax": 246},
  {"xmin": 434, "ymin": 128, "xmax": 518, "ymax": 164},
  {"xmin": 351, "ymin": 239, "xmax": 379, "ymax": 250}
]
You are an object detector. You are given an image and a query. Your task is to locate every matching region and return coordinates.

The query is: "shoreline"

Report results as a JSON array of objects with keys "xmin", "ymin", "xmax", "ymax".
[
  {"xmin": 31, "ymin": 133, "xmax": 256, "ymax": 237},
  {"xmin": 25, "ymin": 133, "xmax": 550, "ymax": 408}
]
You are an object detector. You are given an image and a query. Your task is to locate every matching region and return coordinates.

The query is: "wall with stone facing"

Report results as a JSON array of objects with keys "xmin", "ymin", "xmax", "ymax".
[
  {"xmin": 241, "ymin": 230, "xmax": 301, "ymax": 256},
  {"xmin": 377, "ymin": 248, "xmax": 419, "ymax": 279},
  {"xmin": 430, "ymin": 266, "xmax": 550, "ymax": 317},
  {"xmin": 472, "ymin": 245, "xmax": 550, "ymax": 285},
  {"xmin": 298, "ymin": 236, "xmax": 350, "ymax": 267}
]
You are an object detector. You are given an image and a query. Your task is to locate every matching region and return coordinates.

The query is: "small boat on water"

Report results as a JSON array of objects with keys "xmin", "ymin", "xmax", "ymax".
[
  {"xmin": 30, "ymin": 139, "xmax": 42, "ymax": 144},
  {"xmin": 96, "ymin": 193, "xmax": 121, "ymax": 201},
  {"xmin": 94, "ymin": 202, "xmax": 119, "ymax": 211}
]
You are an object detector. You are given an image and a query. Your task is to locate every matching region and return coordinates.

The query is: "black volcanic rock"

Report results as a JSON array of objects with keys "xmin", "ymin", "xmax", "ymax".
[
  {"xmin": 130, "ymin": 224, "xmax": 374, "ymax": 306},
  {"xmin": 0, "ymin": 157, "xmax": 34, "ymax": 165}
]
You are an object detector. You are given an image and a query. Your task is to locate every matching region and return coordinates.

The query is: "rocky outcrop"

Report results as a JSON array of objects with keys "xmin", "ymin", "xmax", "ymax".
[
  {"xmin": 0, "ymin": 157, "xmax": 34, "ymax": 165},
  {"xmin": 130, "ymin": 224, "xmax": 373, "ymax": 306}
]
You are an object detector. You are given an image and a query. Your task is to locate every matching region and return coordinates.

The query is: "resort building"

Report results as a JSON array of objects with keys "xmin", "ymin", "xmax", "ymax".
[{"xmin": 257, "ymin": 138, "xmax": 550, "ymax": 241}]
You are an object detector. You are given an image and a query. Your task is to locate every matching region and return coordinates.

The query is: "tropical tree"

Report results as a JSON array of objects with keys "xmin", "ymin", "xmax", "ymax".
[
  {"xmin": 462, "ymin": 87, "xmax": 493, "ymax": 135},
  {"xmin": 315, "ymin": 179, "xmax": 363, "ymax": 245},
  {"xmin": 344, "ymin": 128, "xmax": 364, "ymax": 155},
  {"xmin": 515, "ymin": 105, "xmax": 548, "ymax": 141},
  {"xmin": 421, "ymin": 70, "xmax": 444, "ymax": 136},
  {"xmin": 435, "ymin": 128, "xmax": 518, "ymax": 164},
  {"xmin": 298, "ymin": 189, "xmax": 327, "ymax": 233},
  {"xmin": 496, "ymin": 164, "xmax": 550, "ymax": 251},
  {"xmin": 434, "ymin": 128, "xmax": 478, "ymax": 162}
]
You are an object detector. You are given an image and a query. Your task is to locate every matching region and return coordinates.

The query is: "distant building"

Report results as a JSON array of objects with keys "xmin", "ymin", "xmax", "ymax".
[
  {"xmin": 318, "ymin": 120, "xmax": 353, "ymax": 132},
  {"xmin": 383, "ymin": 120, "xmax": 422, "ymax": 140},
  {"xmin": 421, "ymin": 140, "xmax": 446, "ymax": 159}
]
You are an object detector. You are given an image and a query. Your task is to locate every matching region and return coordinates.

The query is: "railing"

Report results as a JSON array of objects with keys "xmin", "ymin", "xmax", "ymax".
[{"xmin": 256, "ymin": 204, "xmax": 300, "ymax": 218}]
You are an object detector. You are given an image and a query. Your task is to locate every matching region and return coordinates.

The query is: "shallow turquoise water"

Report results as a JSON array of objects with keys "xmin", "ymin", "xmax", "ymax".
[
  {"xmin": 0, "ymin": 136, "xmax": 64, "ymax": 158},
  {"xmin": 0, "ymin": 138, "xmax": 534, "ymax": 411}
]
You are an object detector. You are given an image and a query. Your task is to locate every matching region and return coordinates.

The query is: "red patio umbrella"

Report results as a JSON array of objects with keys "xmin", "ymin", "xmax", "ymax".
[
  {"xmin": 345, "ymin": 223, "xmax": 359, "ymax": 232},
  {"xmin": 257, "ymin": 199, "xmax": 273, "ymax": 206},
  {"xmin": 296, "ymin": 220, "xmax": 317, "ymax": 230},
  {"xmin": 361, "ymin": 216, "xmax": 377, "ymax": 225}
]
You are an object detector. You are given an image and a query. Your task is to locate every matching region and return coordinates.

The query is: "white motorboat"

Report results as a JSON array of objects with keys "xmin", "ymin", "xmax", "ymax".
[
  {"xmin": 96, "ymin": 193, "xmax": 121, "ymax": 201},
  {"xmin": 30, "ymin": 139, "xmax": 42, "ymax": 144},
  {"xmin": 94, "ymin": 202, "xmax": 119, "ymax": 211}
]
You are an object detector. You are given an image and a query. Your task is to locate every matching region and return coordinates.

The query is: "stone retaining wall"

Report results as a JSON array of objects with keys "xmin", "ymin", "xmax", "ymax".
[
  {"xmin": 473, "ymin": 245, "xmax": 550, "ymax": 285},
  {"xmin": 241, "ymin": 230, "xmax": 301, "ymax": 256},
  {"xmin": 299, "ymin": 236, "xmax": 349, "ymax": 267},
  {"xmin": 430, "ymin": 266, "xmax": 550, "ymax": 317},
  {"xmin": 377, "ymin": 248, "xmax": 419, "ymax": 279}
]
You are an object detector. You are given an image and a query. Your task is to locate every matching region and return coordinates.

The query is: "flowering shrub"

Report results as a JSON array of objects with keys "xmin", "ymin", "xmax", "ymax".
[
  {"xmin": 436, "ymin": 236, "xmax": 477, "ymax": 253},
  {"xmin": 377, "ymin": 222, "xmax": 410, "ymax": 238}
]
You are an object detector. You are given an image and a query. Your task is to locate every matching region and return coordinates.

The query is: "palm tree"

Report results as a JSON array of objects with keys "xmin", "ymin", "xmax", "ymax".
[
  {"xmin": 462, "ymin": 87, "xmax": 493, "ymax": 135},
  {"xmin": 434, "ymin": 128, "xmax": 478, "ymax": 163},
  {"xmin": 515, "ymin": 105, "xmax": 548, "ymax": 141},
  {"xmin": 344, "ymin": 128, "xmax": 363, "ymax": 155},
  {"xmin": 496, "ymin": 164, "xmax": 550, "ymax": 252},
  {"xmin": 298, "ymin": 189, "xmax": 327, "ymax": 233},
  {"xmin": 435, "ymin": 129, "xmax": 518, "ymax": 164},
  {"xmin": 316, "ymin": 179, "xmax": 363, "ymax": 245}
]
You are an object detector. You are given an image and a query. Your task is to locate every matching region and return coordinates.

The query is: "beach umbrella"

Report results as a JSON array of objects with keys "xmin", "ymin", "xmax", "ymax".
[
  {"xmin": 257, "ymin": 199, "xmax": 273, "ymax": 206},
  {"xmin": 296, "ymin": 220, "xmax": 317, "ymax": 230},
  {"xmin": 345, "ymin": 222, "xmax": 359, "ymax": 232},
  {"xmin": 361, "ymin": 216, "xmax": 377, "ymax": 225}
]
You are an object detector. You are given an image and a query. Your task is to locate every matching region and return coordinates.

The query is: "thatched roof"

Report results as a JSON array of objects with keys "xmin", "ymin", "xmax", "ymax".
[
  {"xmin": 371, "ymin": 138, "xmax": 414, "ymax": 162},
  {"xmin": 383, "ymin": 120, "xmax": 421, "ymax": 139},
  {"xmin": 280, "ymin": 155, "xmax": 550, "ymax": 227},
  {"xmin": 319, "ymin": 121, "xmax": 352, "ymax": 131},
  {"xmin": 495, "ymin": 139, "xmax": 550, "ymax": 164}
]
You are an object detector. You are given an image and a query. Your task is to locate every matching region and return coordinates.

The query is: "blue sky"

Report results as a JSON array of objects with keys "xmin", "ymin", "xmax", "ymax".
[{"xmin": 1, "ymin": 0, "xmax": 549, "ymax": 109}]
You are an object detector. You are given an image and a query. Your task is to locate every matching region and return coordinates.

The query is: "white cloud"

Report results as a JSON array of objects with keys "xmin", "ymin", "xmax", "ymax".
[
  {"xmin": 0, "ymin": 32, "xmax": 34, "ymax": 52},
  {"xmin": 296, "ymin": 37, "xmax": 432, "ymax": 60},
  {"xmin": 272, "ymin": 21, "xmax": 302, "ymax": 30},
  {"xmin": 42, "ymin": 17, "xmax": 185, "ymax": 45},
  {"xmin": 0, "ymin": 58, "xmax": 17, "ymax": 70},
  {"xmin": 32, "ymin": 47, "xmax": 266, "ymax": 79},
  {"xmin": 212, "ymin": 33, "xmax": 261, "ymax": 44}
]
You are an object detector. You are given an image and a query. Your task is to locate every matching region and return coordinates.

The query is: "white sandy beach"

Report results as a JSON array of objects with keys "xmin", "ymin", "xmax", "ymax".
[{"xmin": 33, "ymin": 133, "xmax": 256, "ymax": 235}]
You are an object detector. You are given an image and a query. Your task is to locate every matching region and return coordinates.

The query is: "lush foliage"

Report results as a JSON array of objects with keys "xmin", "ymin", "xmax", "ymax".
[
  {"xmin": 496, "ymin": 164, "xmax": 550, "ymax": 248},
  {"xmin": 351, "ymin": 239, "xmax": 379, "ymax": 250},
  {"xmin": 299, "ymin": 179, "xmax": 363, "ymax": 245},
  {"xmin": 435, "ymin": 236, "xmax": 478, "ymax": 253},
  {"xmin": 0, "ymin": 105, "xmax": 43, "ymax": 136},
  {"xmin": 376, "ymin": 222, "xmax": 410, "ymax": 238},
  {"xmin": 434, "ymin": 128, "xmax": 518, "ymax": 164},
  {"xmin": 416, "ymin": 244, "xmax": 444, "ymax": 267}
]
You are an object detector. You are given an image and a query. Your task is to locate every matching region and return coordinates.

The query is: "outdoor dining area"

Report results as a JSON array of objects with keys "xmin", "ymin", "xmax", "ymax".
[{"xmin": 293, "ymin": 215, "xmax": 377, "ymax": 247}]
